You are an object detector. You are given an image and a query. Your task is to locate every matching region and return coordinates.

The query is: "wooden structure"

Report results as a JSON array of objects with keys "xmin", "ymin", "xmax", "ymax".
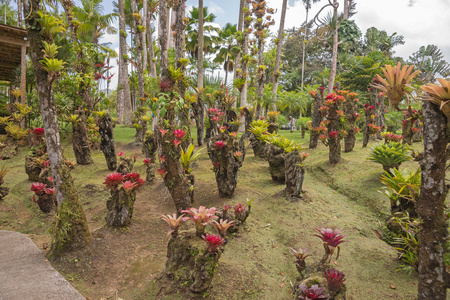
[{"xmin": 0, "ymin": 24, "xmax": 29, "ymax": 105}]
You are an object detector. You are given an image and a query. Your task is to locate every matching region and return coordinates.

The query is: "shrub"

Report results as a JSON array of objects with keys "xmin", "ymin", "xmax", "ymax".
[{"xmin": 367, "ymin": 142, "xmax": 411, "ymax": 173}]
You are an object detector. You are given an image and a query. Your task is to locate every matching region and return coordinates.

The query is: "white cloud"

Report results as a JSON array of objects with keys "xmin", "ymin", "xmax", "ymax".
[{"xmin": 208, "ymin": 3, "xmax": 225, "ymax": 15}]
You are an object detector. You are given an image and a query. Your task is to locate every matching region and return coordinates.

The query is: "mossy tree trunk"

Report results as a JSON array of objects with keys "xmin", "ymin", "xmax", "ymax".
[
  {"xmin": 266, "ymin": 144, "xmax": 285, "ymax": 183},
  {"xmin": 98, "ymin": 113, "xmax": 117, "ymax": 170},
  {"xmin": 165, "ymin": 235, "xmax": 222, "ymax": 293},
  {"xmin": 284, "ymin": 151, "xmax": 305, "ymax": 199},
  {"xmin": 402, "ymin": 106, "xmax": 415, "ymax": 146},
  {"xmin": 309, "ymin": 92, "xmax": 324, "ymax": 149},
  {"xmin": 210, "ymin": 133, "xmax": 241, "ymax": 197},
  {"xmin": 343, "ymin": 95, "xmax": 357, "ymax": 152},
  {"xmin": 24, "ymin": 0, "xmax": 91, "ymax": 258},
  {"xmin": 327, "ymin": 102, "xmax": 341, "ymax": 165},
  {"xmin": 417, "ymin": 100, "xmax": 448, "ymax": 299},
  {"xmin": 362, "ymin": 106, "xmax": 375, "ymax": 148},
  {"xmin": 72, "ymin": 109, "xmax": 93, "ymax": 165},
  {"xmin": 106, "ymin": 189, "xmax": 136, "ymax": 227}
]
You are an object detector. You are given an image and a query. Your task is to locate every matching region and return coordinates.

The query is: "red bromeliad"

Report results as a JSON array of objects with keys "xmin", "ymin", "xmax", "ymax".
[
  {"xmin": 215, "ymin": 140, "xmax": 226, "ymax": 149},
  {"xmin": 33, "ymin": 127, "xmax": 44, "ymax": 136},
  {"xmin": 181, "ymin": 206, "xmax": 218, "ymax": 236},
  {"xmin": 202, "ymin": 233, "xmax": 224, "ymax": 253},
  {"xmin": 324, "ymin": 268, "xmax": 346, "ymax": 296},
  {"xmin": 124, "ymin": 173, "xmax": 145, "ymax": 189},
  {"xmin": 103, "ymin": 172, "xmax": 125, "ymax": 189},
  {"xmin": 173, "ymin": 129, "xmax": 186, "ymax": 140},
  {"xmin": 143, "ymin": 158, "xmax": 152, "ymax": 167},
  {"xmin": 314, "ymin": 228, "xmax": 346, "ymax": 262},
  {"xmin": 298, "ymin": 284, "xmax": 329, "ymax": 300},
  {"xmin": 328, "ymin": 131, "xmax": 339, "ymax": 139}
]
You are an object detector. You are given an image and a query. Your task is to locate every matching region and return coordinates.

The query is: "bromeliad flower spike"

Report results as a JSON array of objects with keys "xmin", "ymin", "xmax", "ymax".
[{"xmin": 314, "ymin": 228, "xmax": 346, "ymax": 263}]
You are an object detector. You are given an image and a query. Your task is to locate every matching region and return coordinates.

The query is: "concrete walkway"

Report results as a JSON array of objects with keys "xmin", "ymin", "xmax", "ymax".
[{"xmin": 0, "ymin": 231, "xmax": 85, "ymax": 300}]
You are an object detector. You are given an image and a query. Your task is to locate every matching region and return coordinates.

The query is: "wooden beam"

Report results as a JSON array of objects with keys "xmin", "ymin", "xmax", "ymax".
[
  {"xmin": 0, "ymin": 35, "xmax": 29, "ymax": 47},
  {"xmin": 21, "ymin": 44, "xmax": 26, "ymax": 104}
]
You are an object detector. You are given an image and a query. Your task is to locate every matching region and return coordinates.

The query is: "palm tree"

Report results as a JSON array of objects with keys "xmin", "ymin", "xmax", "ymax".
[
  {"xmin": 185, "ymin": 6, "xmax": 219, "ymax": 59},
  {"xmin": 214, "ymin": 23, "xmax": 239, "ymax": 86},
  {"xmin": 272, "ymin": 0, "xmax": 287, "ymax": 108},
  {"xmin": 146, "ymin": 0, "xmax": 158, "ymax": 76},
  {"xmin": 196, "ymin": 0, "xmax": 205, "ymax": 146},
  {"xmin": 118, "ymin": 0, "xmax": 132, "ymax": 124},
  {"xmin": 73, "ymin": 0, "xmax": 117, "ymax": 45},
  {"xmin": 300, "ymin": 0, "xmax": 320, "ymax": 91},
  {"xmin": 364, "ymin": 27, "xmax": 404, "ymax": 58}
]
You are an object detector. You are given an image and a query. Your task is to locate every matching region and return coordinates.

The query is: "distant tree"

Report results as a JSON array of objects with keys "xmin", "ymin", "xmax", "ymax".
[
  {"xmin": 363, "ymin": 27, "xmax": 404, "ymax": 58},
  {"xmin": 409, "ymin": 45, "xmax": 450, "ymax": 83},
  {"xmin": 272, "ymin": 0, "xmax": 287, "ymax": 106},
  {"xmin": 214, "ymin": 23, "xmax": 239, "ymax": 86},
  {"xmin": 300, "ymin": 0, "xmax": 320, "ymax": 91}
]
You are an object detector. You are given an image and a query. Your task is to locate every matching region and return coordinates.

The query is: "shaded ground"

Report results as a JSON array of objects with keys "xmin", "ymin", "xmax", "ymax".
[{"xmin": 0, "ymin": 127, "xmax": 439, "ymax": 299}]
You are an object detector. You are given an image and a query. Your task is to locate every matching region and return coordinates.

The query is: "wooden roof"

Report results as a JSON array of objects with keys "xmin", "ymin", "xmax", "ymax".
[{"xmin": 0, "ymin": 24, "xmax": 28, "ymax": 82}]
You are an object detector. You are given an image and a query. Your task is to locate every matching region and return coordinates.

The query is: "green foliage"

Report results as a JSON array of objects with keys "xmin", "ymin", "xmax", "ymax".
[
  {"xmin": 37, "ymin": 10, "xmax": 66, "ymax": 36},
  {"xmin": 5, "ymin": 124, "xmax": 28, "ymax": 140},
  {"xmin": 180, "ymin": 145, "xmax": 203, "ymax": 174},
  {"xmin": 263, "ymin": 133, "xmax": 305, "ymax": 153},
  {"xmin": 42, "ymin": 41, "xmax": 61, "ymax": 59},
  {"xmin": 367, "ymin": 142, "xmax": 411, "ymax": 169},
  {"xmin": 248, "ymin": 119, "xmax": 269, "ymax": 138},
  {"xmin": 379, "ymin": 168, "xmax": 420, "ymax": 208}
]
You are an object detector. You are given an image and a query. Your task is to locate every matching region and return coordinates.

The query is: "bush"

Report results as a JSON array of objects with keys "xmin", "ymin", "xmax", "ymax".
[{"xmin": 367, "ymin": 142, "xmax": 411, "ymax": 173}]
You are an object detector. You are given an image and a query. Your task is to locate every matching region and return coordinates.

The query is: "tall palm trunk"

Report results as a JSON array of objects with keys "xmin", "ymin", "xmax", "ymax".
[
  {"xmin": 146, "ymin": 6, "xmax": 157, "ymax": 76},
  {"xmin": 142, "ymin": 0, "xmax": 148, "ymax": 71},
  {"xmin": 327, "ymin": 0, "xmax": 338, "ymax": 95},
  {"xmin": 132, "ymin": 0, "xmax": 145, "ymax": 141},
  {"xmin": 159, "ymin": 0, "xmax": 169, "ymax": 78},
  {"xmin": 301, "ymin": 8, "xmax": 309, "ymax": 91},
  {"xmin": 119, "ymin": 0, "xmax": 132, "ymax": 124},
  {"xmin": 239, "ymin": 1, "xmax": 249, "ymax": 129},
  {"xmin": 17, "ymin": 0, "xmax": 22, "ymax": 27},
  {"xmin": 175, "ymin": 0, "xmax": 191, "ymax": 149},
  {"xmin": 255, "ymin": 38, "xmax": 264, "ymax": 118},
  {"xmin": 196, "ymin": 0, "xmax": 205, "ymax": 146},
  {"xmin": 24, "ymin": 0, "xmax": 91, "ymax": 257},
  {"xmin": 233, "ymin": 0, "xmax": 245, "ymax": 108},
  {"xmin": 272, "ymin": 0, "xmax": 287, "ymax": 108}
]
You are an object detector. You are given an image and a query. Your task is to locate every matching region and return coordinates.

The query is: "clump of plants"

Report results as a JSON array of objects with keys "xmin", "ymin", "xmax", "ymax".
[
  {"xmin": 309, "ymin": 87, "xmax": 326, "ymax": 149},
  {"xmin": 267, "ymin": 111, "xmax": 280, "ymax": 133},
  {"xmin": 292, "ymin": 228, "xmax": 347, "ymax": 299},
  {"xmin": 367, "ymin": 142, "xmax": 411, "ymax": 174},
  {"xmin": 401, "ymin": 107, "xmax": 421, "ymax": 145},
  {"xmin": 0, "ymin": 166, "xmax": 9, "ymax": 200},
  {"xmin": 103, "ymin": 172, "xmax": 145, "ymax": 227},
  {"xmin": 248, "ymin": 119, "xmax": 269, "ymax": 158},
  {"xmin": 218, "ymin": 200, "xmax": 252, "ymax": 233},
  {"xmin": 116, "ymin": 152, "xmax": 136, "ymax": 175},
  {"xmin": 382, "ymin": 132, "xmax": 403, "ymax": 143},
  {"xmin": 341, "ymin": 91, "xmax": 360, "ymax": 152},
  {"xmin": 30, "ymin": 182, "xmax": 55, "ymax": 213}
]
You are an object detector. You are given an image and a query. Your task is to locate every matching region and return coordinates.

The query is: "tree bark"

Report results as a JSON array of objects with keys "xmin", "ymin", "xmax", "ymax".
[
  {"xmin": 266, "ymin": 144, "xmax": 285, "ymax": 183},
  {"xmin": 142, "ymin": 0, "xmax": 148, "ymax": 71},
  {"xmin": 233, "ymin": 0, "xmax": 245, "ymax": 99},
  {"xmin": 417, "ymin": 100, "xmax": 448, "ymax": 299},
  {"xmin": 106, "ymin": 189, "xmax": 136, "ymax": 227},
  {"xmin": 98, "ymin": 113, "xmax": 117, "ymax": 170},
  {"xmin": 255, "ymin": 38, "xmax": 264, "ymax": 118},
  {"xmin": 239, "ymin": 1, "xmax": 250, "ymax": 126},
  {"xmin": 309, "ymin": 92, "xmax": 324, "ymax": 149},
  {"xmin": 24, "ymin": 0, "xmax": 91, "ymax": 258},
  {"xmin": 327, "ymin": 0, "xmax": 339, "ymax": 95},
  {"xmin": 284, "ymin": 151, "xmax": 305, "ymax": 199},
  {"xmin": 159, "ymin": 0, "xmax": 169, "ymax": 78},
  {"xmin": 146, "ymin": 7, "xmax": 157, "ymax": 76},
  {"xmin": 271, "ymin": 0, "xmax": 287, "ymax": 108},
  {"xmin": 72, "ymin": 109, "xmax": 93, "ymax": 165},
  {"xmin": 119, "ymin": 0, "xmax": 132, "ymax": 124},
  {"xmin": 196, "ymin": 0, "xmax": 204, "ymax": 145}
]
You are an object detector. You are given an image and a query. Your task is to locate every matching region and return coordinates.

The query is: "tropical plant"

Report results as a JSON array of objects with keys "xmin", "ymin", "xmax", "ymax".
[
  {"xmin": 202, "ymin": 233, "xmax": 224, "ymax": 253},
  {"xmin": 298, "ymin": 284, "xmax": 329, "ymax": 300},
  {"xmin": 379, "ymin": 168, "xmax": 421, "ymax": 214},
  {"xmin": 248, "ymin": 119, "xmax": 269, "ymax": 138},
  {"xmin": 181, "ymin": 206, "xmax": 218, "ymax": 236},
  {"xmin": 367, "ymin": 142, "xmax": 411, "ymax": 173},
  {"xmin": 314, "ymin": 228, "xmax": 346, "ymax": 263},
  {"xmin": 5, "ymin": 123, "xmax": 28, "ymax": 140},
  {"xmin": 371, "ymin": 62, "xmax": 420, "ymax": 110},
  {"xmin": 161, "ymin": 213, "xmax": 185, "ymax": 242},
  {"xmin": 180, "ymin": 144, "xmax": 203, "ymax": 174},
  {"xmin": 324, "ymin": 268, "xmax": 345, "ymax": 296},
  {"xmin": 212, "ymin": 219, "xmax": 234, "ymax": 237},
  {"xmin": 420, "ymin": 78, "xmax": 450, "ymax": 119},
  {"xmin": 290, "ymin": 247, "xmax": 310, "ymax": 275},
  {"xmin": 391, "ymin": 213, "xmax": 421, "ymax": 273},
  {"xmin": 0, "ymin": 165, "xmax": 9, "ymax": 185}
]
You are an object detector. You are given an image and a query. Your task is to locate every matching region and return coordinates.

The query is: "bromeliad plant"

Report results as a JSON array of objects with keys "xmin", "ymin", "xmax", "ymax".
[
  {"xmin": 211, "ymin": 219, "xmax": 235, "ymax": 237},
  {"xmin": 30, "ymin": 182, "xmax": 55, "ymax": 213},
  {"xmin": 291, "ymin": 248, "xmax": 310, "ymax": 276},
  {"xmin": 314, "ymin": 228, "xmax": 346, "ymax": 264},
  {"xmin": 161, "ymin": 213, "xmax": 185, "ymax": 243},
  {"xmin": 202, "ymin": 233, "xmax": 225, "ymax": 253},
  {"xmin": 367, "ymin": 142, "xmax": 411, "ymax": 174},
  {"xmin": 103, "ymin": 172, "xmax": 145, "ymax": 227},
  {"xmin": 297, "ymin": 284, "xmax": 329, "ymax": 300},
  {"xmin": 181, "ymin": 206, "xmax": 218, "ymax": 236},
  {"xmin": 324, "ymin": 268, "xmax": 346, "ymax": 298},
  {"xmin": 180, "ymin": 144, "xmax": 203, "ymax": 174}
]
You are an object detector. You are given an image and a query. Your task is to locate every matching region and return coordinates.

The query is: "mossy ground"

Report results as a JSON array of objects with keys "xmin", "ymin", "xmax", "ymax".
[{"xmin": 0, "ymin": 126, "xmax": 444, "ymax": 299}]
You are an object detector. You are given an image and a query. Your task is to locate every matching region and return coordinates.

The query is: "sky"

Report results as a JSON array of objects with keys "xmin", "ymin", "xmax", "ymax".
[{"xmin": 97, "ymin": 0, "xmax": 450, "ymax": 90}]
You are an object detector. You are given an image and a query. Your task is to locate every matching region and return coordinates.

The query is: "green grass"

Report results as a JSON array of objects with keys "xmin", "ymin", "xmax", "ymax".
[{"xmin": 0, "ymin": 126, "xmax": 437, "ymax": 299}]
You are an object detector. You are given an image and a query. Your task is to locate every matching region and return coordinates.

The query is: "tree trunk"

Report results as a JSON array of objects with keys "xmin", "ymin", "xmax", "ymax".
[
  {"xmin": 25, "ymin": 0, "xmax": 91, "ymax": 257},
  {"xmin": 233, "ymin": 0, "xmax": 245, "ymax": 106},
  {"xmin": 284, "ymin": 151, "xmax": 305, "ymax": 199},
  {"xmin": 239, "ymin": 1, "xmax": 250, "ymax": 128},
  {"xmin": 417, "ymin": 100, "xmax": 448, "ymax": 299},
  {"xmin": 327, "ymin": 1, "xmax": 338, "ymax": 95},
  {"xmin": 255, "ymin": 38, "xmax": 264, "ymax": 118},
  {"xmin": 132, "ymin": 0, "xmax": 145, "ymax": 104},
  {"xmin": 266, "ymin": 144, "xmax": 285, "ymax": 183},
  {"xmin": 142, "ymin": 0, "xmax": 148, "ymax": 71},
  {"xmin": 309, "ymin": 92, "xmax": 324, "ymax": 149},
  {"xmin": 119, "ymin": 0, "xmax": 132, "ymax": 124},
  {"xmin": 327, "ymin": 102, "xmax": 341, "ymax": 164},
  {"xmin": 209, "ymin": 133, "xmax": 241, "ymax": 197},
  {"xmin": 17, "ymin": 0, "xmax": 22, "ymax": 27},
  {"xmin": 196, "ymin": 0, "xmax": 205, "ymax": 145},
  {"xmin": 301, "ymin": 8, "xmax": 309, "ymax": 91},
  {"xmin": 272, "ymin": 0, "xmax": 287, "ymax": 108},
  {"xmin": 98, "ymin": 113, "xmax": 117, "ymax": 170},
  {"xmin": 343, "ymin": 94, "xmax": 358, "ymax": 152},
  {"xmin": 106, "ymin": 189, "xmax": 136, "ymax": 227},
  {"xmin": 146, "ymin": 8, "xmax": 157, "ymax": 76},
  {"xmin": 72, "ymin": 110, "xmax": 93, "ymax": 165}
]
